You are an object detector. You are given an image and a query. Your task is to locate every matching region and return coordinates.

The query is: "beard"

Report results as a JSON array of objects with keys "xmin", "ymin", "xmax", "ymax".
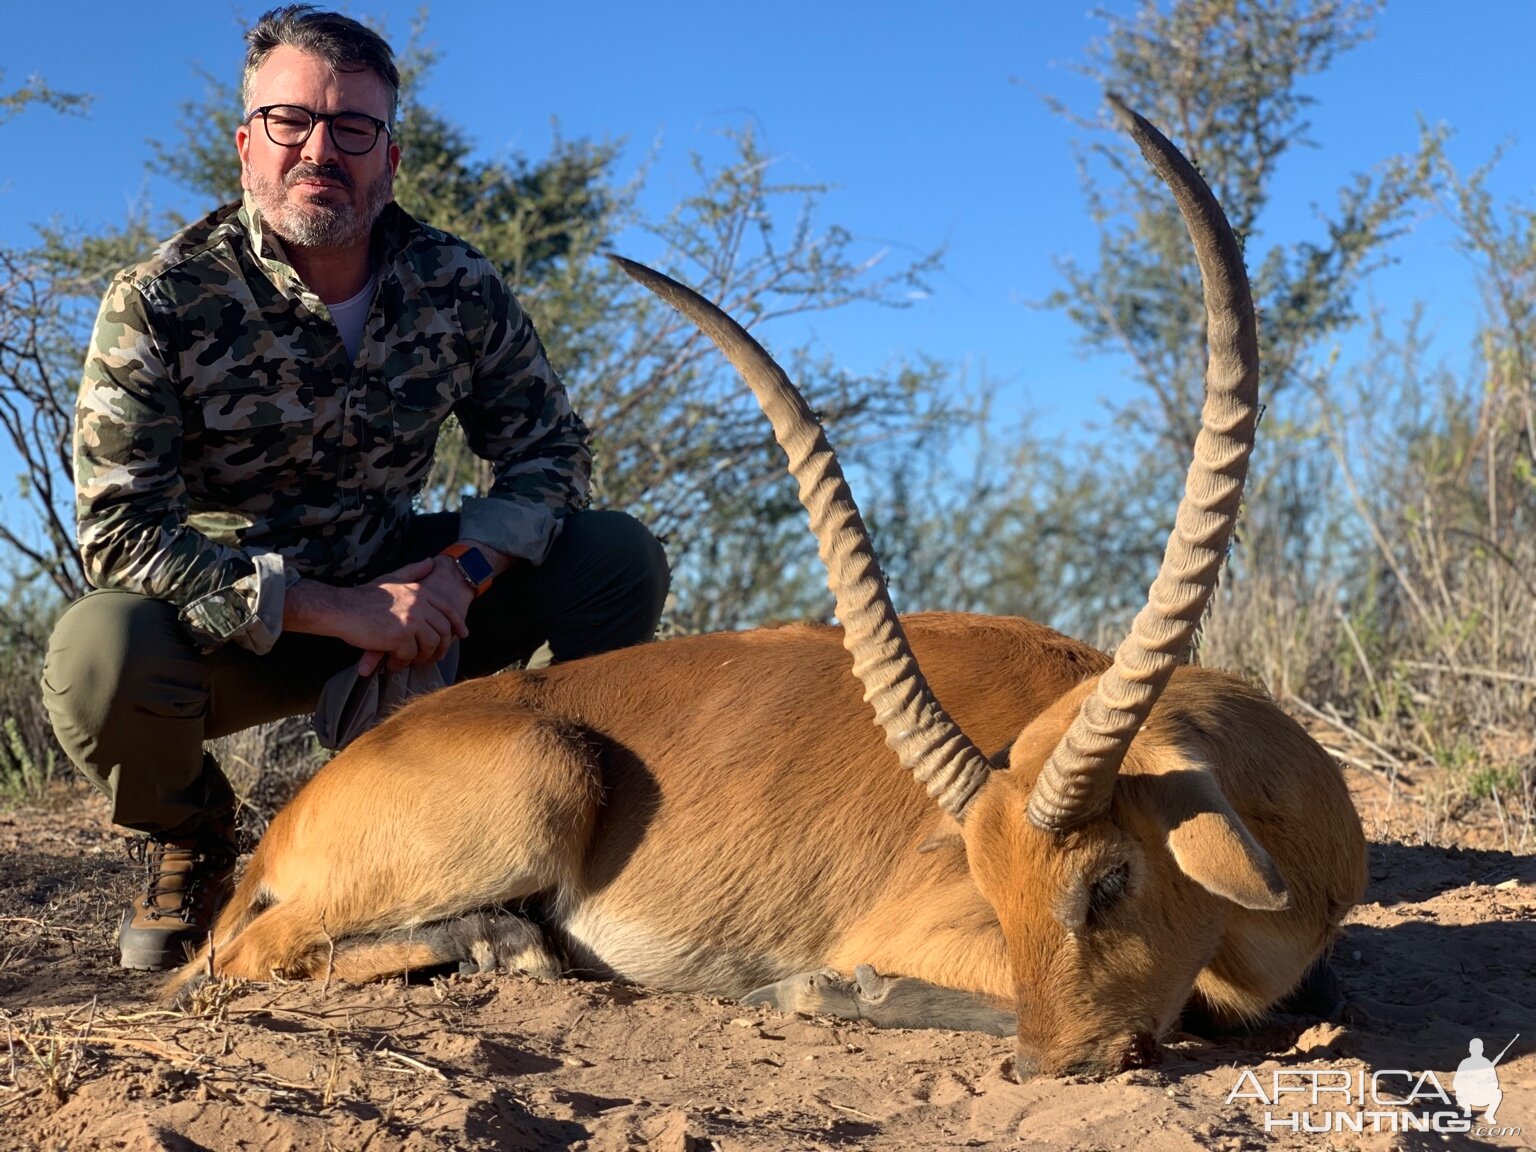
[{"xmin": 246, "ymin": 161, "xmax": 394, "ymax": 250}]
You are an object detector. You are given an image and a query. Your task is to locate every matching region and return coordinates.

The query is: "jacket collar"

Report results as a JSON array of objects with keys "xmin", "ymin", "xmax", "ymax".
[{"xmin": 237, "ymin": 193, "xmax": 419, "ymax": 290}]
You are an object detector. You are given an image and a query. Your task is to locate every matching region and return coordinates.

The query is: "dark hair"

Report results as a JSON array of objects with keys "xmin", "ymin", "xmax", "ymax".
[{"xmin": 243, "ymin": 5, "xmax": 400, "ymax": 124}]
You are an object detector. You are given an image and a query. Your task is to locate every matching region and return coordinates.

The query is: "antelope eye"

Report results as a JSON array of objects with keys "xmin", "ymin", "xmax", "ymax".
[{"xmin": 1087, "ymin": 861, "xmax": 1131, "ymax": 923}]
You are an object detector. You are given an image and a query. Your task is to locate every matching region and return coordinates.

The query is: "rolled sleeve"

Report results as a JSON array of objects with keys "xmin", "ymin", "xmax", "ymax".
[
  {"xmin": 177, "ymin": 549, "xmax": 289, "ymax": 655},
  {"xmin": 454, "ymin": 272, "xmax": 591, "ymax": 566}
]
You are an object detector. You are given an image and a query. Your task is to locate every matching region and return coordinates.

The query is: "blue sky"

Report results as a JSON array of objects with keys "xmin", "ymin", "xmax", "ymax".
[{"xmin": 2, "ymin": 2, "xmax": 1532, "ymax": 457}]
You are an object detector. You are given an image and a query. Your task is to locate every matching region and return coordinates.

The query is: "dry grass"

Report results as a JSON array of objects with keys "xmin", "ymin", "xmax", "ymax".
[
  {"xmin": 207, "ymin": 716, "xmax": 333, "ymax": 841},
  {"xmin": 1201, "ymin": 481, "xmax": 1536, "ymax": 857}
]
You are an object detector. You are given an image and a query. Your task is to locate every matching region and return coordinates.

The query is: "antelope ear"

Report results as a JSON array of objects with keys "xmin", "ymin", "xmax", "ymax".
[{"xmin": 1137, "ymin": 757, "xmax": 1290, "ymax": 912}]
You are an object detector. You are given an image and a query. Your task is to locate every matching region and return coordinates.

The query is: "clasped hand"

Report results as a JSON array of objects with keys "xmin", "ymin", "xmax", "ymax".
[{"xmin": 340, "ymin": 556, "xmax": 474, "ymax": 676}]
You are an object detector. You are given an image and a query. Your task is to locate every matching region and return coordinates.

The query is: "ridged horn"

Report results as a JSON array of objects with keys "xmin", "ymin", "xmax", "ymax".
[
  {"xmin": 613, "ymin": 256, "xmax": 993, "ymax": 819},
  {"xmin": 1026, "ymin": 95, "xmax": 1260, "ymax": 832}
]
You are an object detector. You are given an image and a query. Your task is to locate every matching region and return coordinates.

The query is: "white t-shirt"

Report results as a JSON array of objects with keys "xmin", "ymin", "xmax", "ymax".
[{"xmin": 328, "ymin": 273, "xmax": 377, "ymax": 361}]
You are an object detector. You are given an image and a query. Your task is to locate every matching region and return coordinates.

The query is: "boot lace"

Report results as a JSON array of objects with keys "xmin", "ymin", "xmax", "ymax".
[{"xmin": 127, "ymin": 836, "xmax": 237, "ymax": 923}]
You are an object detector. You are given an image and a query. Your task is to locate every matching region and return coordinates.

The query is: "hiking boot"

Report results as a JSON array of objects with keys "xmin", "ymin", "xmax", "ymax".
[{"xmin": 118, "ymin": 815, "xmax": 238, "ymax": 971}]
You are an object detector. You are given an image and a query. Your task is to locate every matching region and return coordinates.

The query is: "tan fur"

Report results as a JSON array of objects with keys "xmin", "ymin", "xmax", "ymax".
[{"xmin": 167, "ymin": 612, "xmax": 1365, "ymax": 1075}]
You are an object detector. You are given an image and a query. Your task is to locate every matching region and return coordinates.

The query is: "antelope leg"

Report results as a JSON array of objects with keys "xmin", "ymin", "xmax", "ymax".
[{"xmin": 743, "ymin": 964, "xmax": 1015, "ymax": 1036}]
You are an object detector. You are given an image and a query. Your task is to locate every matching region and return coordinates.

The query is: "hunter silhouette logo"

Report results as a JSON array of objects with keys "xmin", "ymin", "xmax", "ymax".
[{"xmin": 1455, "ymin": 1034, "xmax": 1517, "ymax": 1125}]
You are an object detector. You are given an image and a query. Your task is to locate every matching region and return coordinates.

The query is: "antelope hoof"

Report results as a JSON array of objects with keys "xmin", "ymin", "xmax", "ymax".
[
  {"xmin": 450, "ymin": 912, "xmax": 564, "ymax": 979},
  {"xmin": 742, "ymin": 967, "xmax": 860, "ymax": 1017},
  {"xmin": 852, "ymin": 963, "xmax": 894, "ymax": 1001}
]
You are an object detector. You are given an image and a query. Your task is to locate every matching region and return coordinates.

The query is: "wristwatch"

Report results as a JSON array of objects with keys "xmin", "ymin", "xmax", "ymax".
[{"xmin": 441, "ymin": 543, "xmax": 496, "ymax": 598}]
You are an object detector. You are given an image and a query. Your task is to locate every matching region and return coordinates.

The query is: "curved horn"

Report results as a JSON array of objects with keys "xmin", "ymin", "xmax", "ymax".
[
  {"xmin": 1026, "ymin": 96, "xmax": 1260, "ymax": 833},
  {"xmin": 613, "ymin": 256, "xmax": 993, "ymax": 819}
]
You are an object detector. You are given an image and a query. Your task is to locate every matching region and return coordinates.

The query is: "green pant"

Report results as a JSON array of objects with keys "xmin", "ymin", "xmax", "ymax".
[{"xmin": 42, "ymin": 510, "xmax": 668, "ymax": 836}]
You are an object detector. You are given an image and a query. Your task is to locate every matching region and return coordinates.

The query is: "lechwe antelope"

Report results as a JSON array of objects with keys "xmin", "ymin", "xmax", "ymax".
[{"xmin": 168, "ymin": 99, "xmax": 1366, "ymax": 1078}]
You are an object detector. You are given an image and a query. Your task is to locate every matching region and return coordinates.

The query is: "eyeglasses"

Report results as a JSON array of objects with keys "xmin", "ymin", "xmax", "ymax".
[{"xmin": 245, "ymin": 104, "xmax": 391, "ymax": 155}]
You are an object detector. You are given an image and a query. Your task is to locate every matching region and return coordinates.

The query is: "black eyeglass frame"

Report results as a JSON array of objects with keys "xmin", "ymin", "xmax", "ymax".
[{"xmin": 244, "ymin": 104, "xmax": 393, "ymax": 155}]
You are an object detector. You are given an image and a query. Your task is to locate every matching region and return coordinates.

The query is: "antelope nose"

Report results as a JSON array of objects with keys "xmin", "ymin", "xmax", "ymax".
[{"xmin": 1011, "ymin": 1048, "xmax": 1041, "ymax": 1082}]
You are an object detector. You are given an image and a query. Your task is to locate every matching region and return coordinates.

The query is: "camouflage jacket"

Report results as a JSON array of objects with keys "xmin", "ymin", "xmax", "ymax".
[{"xmin": 75, "ymin": 195, "xmax": 591, "ymax": 655}]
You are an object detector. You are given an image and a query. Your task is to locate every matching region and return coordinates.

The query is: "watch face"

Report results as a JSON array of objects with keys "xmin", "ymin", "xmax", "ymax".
[{"xmin": 455, "ymin": 547, "xmax": 496, "ymax": 588}]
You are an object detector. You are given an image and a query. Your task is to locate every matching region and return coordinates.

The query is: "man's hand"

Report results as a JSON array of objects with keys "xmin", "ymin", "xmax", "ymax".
[
  {"xmin": 284, "ymin": 556, "xmax": 476, "ymax": 675},
  {"xmin": 360, "ymin": 554, "xmax": 481, "ymax": 675}
]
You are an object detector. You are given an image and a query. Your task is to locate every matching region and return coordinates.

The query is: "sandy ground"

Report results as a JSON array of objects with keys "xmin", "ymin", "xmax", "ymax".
[{"xmin": 2, "ymin": 764, "xmax": 1532, "ymax": 1151}]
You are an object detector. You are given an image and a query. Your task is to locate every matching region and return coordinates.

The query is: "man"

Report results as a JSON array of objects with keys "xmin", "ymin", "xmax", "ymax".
[{"xmin": 41, "ymin": 5, "xmax": 668, "ymax": 972}]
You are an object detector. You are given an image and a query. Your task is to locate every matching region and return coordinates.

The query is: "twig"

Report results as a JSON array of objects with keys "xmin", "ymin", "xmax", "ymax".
[
  {"xmin": 379, "ymin": 1047, "xmax": 448, "ymax": 1081},
  {"xmin": 1395, "ymin": 660, "xmax": 1536, "ymax": 689},
  {"xmin": 1333, "ymin": 606, "xmax": 1387, "ymax": 720},
  {"xmin": 816, "ymin": 1095, "xmax": 878, "ymax": 1121},
  {"xmin": 320, "ymin": 912, "xmax": 336, "ymax": 997},
  {"xmin": 0, "ymin": 917, "xmax": 75, "ymax": 932},
  {"xmin": 0, "ymin": 1086, "xmax": 41, "ymax": 1113},
  {"xmin": 93, "ymin": 1009, "xmax": 190, "ymax": 1025},
  {"xmin": 322, "ymin": 1035, "xmax": 344, "ymax": 1107},
  {"xmin": 1313, "ymin": 744, "xmax": 1396, "ymax": 779},
  {"xmin": 51, "ymin": 1035, "xmax": 196, "ymax": 1065},
  {"xmin": 1315, "ymin": 389, "xmax": 1441, "ymax": 646},
  {"xmin": 66, "ymin": 998, "xmax": 98, "ymax": 1087},
  {"xmin": 1284, "ymin": 694, "xmax": 1405, "ymax": 774},
  {"xmin": 1522, "ymin": 769, "xmax": 1534, "ymax": 855},
  {"xmin": 1491, "ymin": 784, "xmax": 1511, "ymax": 854}
]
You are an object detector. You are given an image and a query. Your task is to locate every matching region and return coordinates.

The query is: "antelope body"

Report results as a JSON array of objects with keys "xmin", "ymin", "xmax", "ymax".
[{"xmin": 169, "ymin": 102, "xmax": 1367, "ymax": 1078}]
